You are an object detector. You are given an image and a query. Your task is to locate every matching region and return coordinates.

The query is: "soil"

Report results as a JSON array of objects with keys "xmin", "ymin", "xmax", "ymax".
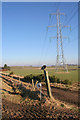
[
  {"xmin": 2, "ymin": 98, "xmax": 79, "ymax": 120},
  {"xmin": 42, "ymin": 85, "xmax": 78, "ymax": 106},
  {"xmin": 0, "ymin": 74, "xmax": 79, "ymax": 119}
]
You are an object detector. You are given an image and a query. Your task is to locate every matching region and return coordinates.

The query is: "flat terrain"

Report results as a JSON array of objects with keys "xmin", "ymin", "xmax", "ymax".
[{"xmin": 4, "ymin": 65, "xmax": 79, "ymax": 83}]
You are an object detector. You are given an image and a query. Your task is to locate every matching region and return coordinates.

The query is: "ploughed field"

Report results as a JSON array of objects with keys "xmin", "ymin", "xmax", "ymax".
[
  {"xmin": 2, "ymin": 98, "xmax": 78, "ymax": 119},
  {"xmin": 1, "ymin": 73, "xmax": 79, "ymax": 119}
]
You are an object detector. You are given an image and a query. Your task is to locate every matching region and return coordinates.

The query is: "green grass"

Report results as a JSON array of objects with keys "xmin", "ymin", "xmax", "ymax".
[
  {"xmin": 8, "ymin": 67, "xmax": 43, "ymax": 76},
  {"xmin": 4, "ymin": 66, "xmax": 79, "ymax": 83},
  {"xmin": 48, "ymin": 69, "xmax": 78, "ymax": 83}
]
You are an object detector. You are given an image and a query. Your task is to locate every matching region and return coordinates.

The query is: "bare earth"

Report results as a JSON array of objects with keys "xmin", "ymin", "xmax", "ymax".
[{"xmin": 1, "ymin": 75, "xmax": 79, "ymax": 119}]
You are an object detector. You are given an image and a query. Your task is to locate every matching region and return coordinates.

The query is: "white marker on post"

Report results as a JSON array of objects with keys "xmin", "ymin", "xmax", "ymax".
[{"xmin": 37, "ymin": 83, "xmax": 42, "ymax": 100}]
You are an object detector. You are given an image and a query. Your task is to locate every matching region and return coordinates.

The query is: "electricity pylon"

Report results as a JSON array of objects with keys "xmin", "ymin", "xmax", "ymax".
[{"xmin": 48, "ymin": 9, "xmax": 71, "ymax": 72}]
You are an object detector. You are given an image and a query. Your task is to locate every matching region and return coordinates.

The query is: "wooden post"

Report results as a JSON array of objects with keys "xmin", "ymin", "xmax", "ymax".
[
  {"xmin": 19, "ymin": 77, "xmax": 20, "ymax": 81},
  {"xmin": 34, "ymin": 81, "xmax": 38, "ymax": 90},
  {"xmin": 44, "ymin": 70, "xmax": 53, "ymax": 99},
  {"xmin": 32, "ymin": 79, "xmax": 34, "ymax": 90},
  {"xmin": 32, "ymin": 80, "xmax": 38, "ymax": 91}
]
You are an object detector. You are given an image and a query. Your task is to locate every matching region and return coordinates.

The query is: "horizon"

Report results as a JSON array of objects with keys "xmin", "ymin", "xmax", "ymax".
[{"xmin": 0, "ymin": 63, "xmax": 78, "ymax": 68}]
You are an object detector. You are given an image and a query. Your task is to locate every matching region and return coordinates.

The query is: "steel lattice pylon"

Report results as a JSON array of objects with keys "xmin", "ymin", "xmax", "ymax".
[
  {"xmin": 48, "ymin": 9, "xmax": 70, "ymax": 72},
  {"xmin": 56, "ymin": 9, "xmax": 68, "ymax": 72}
]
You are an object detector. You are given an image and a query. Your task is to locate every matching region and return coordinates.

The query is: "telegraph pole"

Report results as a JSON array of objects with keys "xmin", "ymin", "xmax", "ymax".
[{"xmin": 48, "ymin": 9, "xmax": 70, "ymax": 72}]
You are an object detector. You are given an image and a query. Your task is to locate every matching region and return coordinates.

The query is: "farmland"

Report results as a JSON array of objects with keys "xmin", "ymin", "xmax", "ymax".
[
  {"xmin": 1, "ymin": 74, "xmax": 79, "ymax": 119},
  {"xmin": 4, "ymin": 65, "xmax": 79, "ymax": 83},
  {"xmin": 1, "ymin": 65, "xmax": 79, "ymax": 119}
]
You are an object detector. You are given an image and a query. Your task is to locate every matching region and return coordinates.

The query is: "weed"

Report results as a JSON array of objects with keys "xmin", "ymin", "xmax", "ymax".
[{"xmin": 61, "ymin": 104, "xmax": 64, "ymax": 107}]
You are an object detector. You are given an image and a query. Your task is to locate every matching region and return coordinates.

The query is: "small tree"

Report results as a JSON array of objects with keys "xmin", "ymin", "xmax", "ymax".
[
  {"xmin": 4, "ymin": 64, "xmax": 10, "ymax": 70},
  {"xmin": 4, "ymin": 64, "xmax": 8, "ymax": 69}
]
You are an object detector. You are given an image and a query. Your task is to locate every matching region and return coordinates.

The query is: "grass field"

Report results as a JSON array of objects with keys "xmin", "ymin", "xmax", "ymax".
[{"xmin": 4, "ymin": 66, "xmax": 79, "ymax": 83}]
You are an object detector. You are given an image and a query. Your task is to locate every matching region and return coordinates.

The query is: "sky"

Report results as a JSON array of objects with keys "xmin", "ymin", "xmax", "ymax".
[{"xmin": 2, "ymin": 2, "xmax": 78, "ymax": 66}]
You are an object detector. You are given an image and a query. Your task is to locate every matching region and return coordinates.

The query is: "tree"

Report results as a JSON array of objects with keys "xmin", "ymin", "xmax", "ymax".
[
  {"xmin": 4, "ymin": 64, "xmax": 8, "ymax": 69},
  {"xmin": 3, "ymin": 64, "xmax": 10, "ymax": 70}
]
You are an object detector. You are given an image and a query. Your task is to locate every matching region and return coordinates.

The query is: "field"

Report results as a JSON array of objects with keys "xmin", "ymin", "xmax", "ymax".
[
  {"xmin": 4, "ymin": 65, "xmax": 79, "ymax": 83},
  {"xmin": 1, "ymin": 74, "xmax": 79, "ymax": 119},
  {"xmin": 1, "ymin": 65, "xmax": 79, "ymax": 119}
]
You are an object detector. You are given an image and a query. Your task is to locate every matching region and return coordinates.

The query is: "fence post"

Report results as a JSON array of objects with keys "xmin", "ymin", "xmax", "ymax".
[
  {"xmin": 34, "ymin": 81, "xmax": 38, "ymax": 90},
  {"xmin": 44, "ymin": 70, "xmax": 53, "ymax": 99},
  {"xmin": 41, "ymin": 65, "xmax": 53, "ymax": 99},
  {"xmin": 32, "ymin": 79, "xmax": 34, "ymax": 90}
]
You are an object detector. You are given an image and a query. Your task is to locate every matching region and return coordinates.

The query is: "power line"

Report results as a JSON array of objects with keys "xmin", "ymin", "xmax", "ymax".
[
  {"xmin": 38, "ymin": 4, "xmax": 78, "ymax": 66},
  {"xmin": 62, "ymin": 3, "xmax": 78, "ymax": 26},
  {"xmin": 67, "ymin": 24, "xmax": 78, "ymax": 43},
  {"xmin": 38, "ymin": 3, "xmax": 61, "ymax": 66},
  {"xmin": 38, "ymin": 12, "xmax": 52, "ymax": 65},
  {"xmin": 42, "ymin": 40, "xmax": 51, "ymax": 64},
  {"xmin": 63, "ymin": 9, "xmax": 78, "ymax": 26},
  {"xmin": 38, "ymin": 28, "xmax": 48, "ymax": 65},
  {"xmin": 61, "ymin": 4, "xmax": 78, "ymax": 45}
]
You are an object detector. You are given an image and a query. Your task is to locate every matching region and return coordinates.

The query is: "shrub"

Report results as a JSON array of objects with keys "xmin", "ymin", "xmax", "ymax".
[
  {"xmin": 49, "ymin": 75, "xmax": 57, "ymax": 83},
  {"xmin": 24, "ymin": 74, "xmax": 34, "ymax": 83},
  {"xmin": 57, "ymin": 78, "xmax": 60, "ymax": 83},
  {"xmin": 61, "ymin": 104, "xmax": 64, "ymax": 107},
  {"xmin": 61, "ymin": 80, "xmax": 64, "ymax": 84},
  {"xmin": 33, "ymin": 74, "xmax": 45, "ymax": 83},
  {"xmin": 49, "ymin": 76, "xmax": 54, "ymax": 83},
  {"xmin": 23, "ymin": 74, "xmax": 72, "ymax": 85},
  {"xmin": 9, "ymin": 71, "xmax": 14, "ymax": 76},
  {"xmin": 68, "ymin": 81, "xmax": 72, "ymax": 85},
  {"xmin": 54, "ymin": 76, "xmax": 57, "ymax": 83},
  {"xmin": 24, "ymin": 74, "xmax": 45, "ymax": 83},
  {"xmin": 49, "ymin": 75, "xmax": 59, "ymax": 83},
  {"xmin": 63, "ymin": 79, "xmax": 71, "ymax": 85}
]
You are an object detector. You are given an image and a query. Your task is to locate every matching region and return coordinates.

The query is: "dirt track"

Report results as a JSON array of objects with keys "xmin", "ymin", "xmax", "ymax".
[
  {"xmin": 42, "ymin": 85, "xmax": 78, "ymax": 106},
  {"xmin": 52, "ymin": 87, "xmax": 78, "ymax": 105}
]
